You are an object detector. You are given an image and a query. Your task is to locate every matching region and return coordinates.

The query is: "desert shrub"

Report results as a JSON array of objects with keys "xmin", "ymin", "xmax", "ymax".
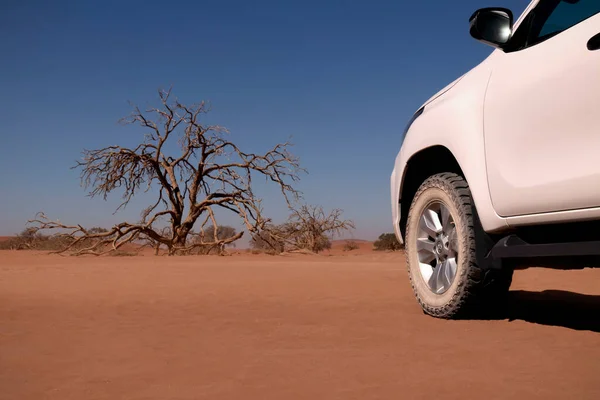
[
  {"xmin": 250, "ymin": 205, "xmax": 353, "ymax": 254},
  {"xmin": 250, "ymin": 222, "xmax": 334, "ymax": 254},
  {"xmin": 293, "ymin": 230, "xmax": 332, "ymax": 253},
  {"xmin": 373, "ymin": 233, "xmax": 403, "ymax": 251},
  {"xmin": 249, "ymin": 248, "xmax": 279, "ymax": 256},
  {"xmin": 88, "ymin": 227, "xmax": 109, "ymax": 234},
  {"xmin": 250, "ymin": 224, "xmax": 287, "ymax": 253},
  {"xmin": 0, "ymin": 228, "xmax": 79, "ymax": 251},
  {"xmin": 109, "ymin": 250, "xmax": 137, "ymax": 257},
  {"xmin": 189, "ymin": 245, "xmax": 225, "ymax": 256},
  {"xmin": 284, "ymin": 205, "xmax": 349, "ymax": 253},
  {"xmin": 343, "ymin": 240, "xmax": 359, "ymax": 251},
  {"xmin": 0, "ymin": 226, "xmax": 126, "ymax": 253},
  {"xmin": 0, "ymin": 237, "xmax": 23, "ymax": 250},
  {"xmin": 34, "ymin": 236, "xmax": 78, "ymax": 251}
]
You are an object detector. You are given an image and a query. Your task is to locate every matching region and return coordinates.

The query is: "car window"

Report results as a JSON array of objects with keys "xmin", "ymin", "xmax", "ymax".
[
  {"xmin": 506, "ymin": 0, "xmax": 600, "ymax": 51},
  {"xmin": 537, "ymin": 0, "xmax": 600, "ymax": 40}
]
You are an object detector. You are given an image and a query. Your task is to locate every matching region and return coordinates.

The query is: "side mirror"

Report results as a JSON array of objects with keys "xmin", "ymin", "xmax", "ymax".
[{"xmin": 469, "ymin": 7, "xmax": 513, "ymax": 48}]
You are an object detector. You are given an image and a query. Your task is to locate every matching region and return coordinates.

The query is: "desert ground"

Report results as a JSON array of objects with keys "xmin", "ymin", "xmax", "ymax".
[{"xmin": 1, "ymin": 247, "xmax": 599, "ymax": 400}]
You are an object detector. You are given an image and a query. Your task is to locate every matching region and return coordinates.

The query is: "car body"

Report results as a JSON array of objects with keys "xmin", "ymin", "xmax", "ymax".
[
  {"xmin": 390, "ymin": 0, "xmax": 600, "ymax": 318},
  {"xmin": 392, "ymin": 0, "xmax": 600, "ymax": 245}
]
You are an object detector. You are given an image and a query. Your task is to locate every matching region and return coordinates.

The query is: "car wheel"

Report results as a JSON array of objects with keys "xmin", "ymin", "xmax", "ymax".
[{"xmin": 405, "ymin": 172, "xmax": 513, "ymax": 319}]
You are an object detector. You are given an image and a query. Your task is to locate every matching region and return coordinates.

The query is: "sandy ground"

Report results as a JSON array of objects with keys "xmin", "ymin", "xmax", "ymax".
[{"xmin": 1, "ymin": 251, "xmax": 599, "ymax": 400}]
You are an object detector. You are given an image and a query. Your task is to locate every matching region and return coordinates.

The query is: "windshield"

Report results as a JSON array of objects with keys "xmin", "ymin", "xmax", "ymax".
[{"xmin": 507, "ymin": 0, "xmax": 600, "ymax": 50}]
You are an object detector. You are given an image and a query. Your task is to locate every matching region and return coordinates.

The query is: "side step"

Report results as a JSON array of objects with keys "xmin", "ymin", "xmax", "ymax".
[{"xmin": 482, "ymin": 235, "xmax": 600, "ymax": 269}]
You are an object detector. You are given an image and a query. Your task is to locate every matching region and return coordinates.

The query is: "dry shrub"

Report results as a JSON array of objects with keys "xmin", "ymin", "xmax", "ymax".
[
  {"xmin": 249, "ymin": 224, "xmax": 287, "ymax": 253},
  {"xmin": 0, "ymin": 237, "xmax": 25, "ymax": 250},
  {"xmin": 249, "ymin": 248, "xmax": 279, "ymax": 256},
  {"xmin": 250, "ymin": 205, "xmax": 354, "ymax": 254},
  {"xmin": 343, "ymin": 240, "xmax": 359, "ymax": 251},
  {"xmin": 373, "ymin": 233, "xmax": 403, "ymax": 251},
  {"xmin": 0, "ymin": 228, "xmax": 109, "ymax": 251},
  {"xmin": 109, "ymin": 250, "xmax": 138, "ymax": 257}
]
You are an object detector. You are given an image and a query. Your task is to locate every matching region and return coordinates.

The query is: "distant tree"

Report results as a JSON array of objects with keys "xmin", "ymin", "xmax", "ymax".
[
  {"xmin": 373, "ymin": 233, "xmax": 403, "ymax": 251},
  {"xmin": 27, "ymin": 87, "xmax": 304, "ymax": 256},
  {"xmin": 191, "ymin": 224, "xmax": 238, "ymax": 255}
]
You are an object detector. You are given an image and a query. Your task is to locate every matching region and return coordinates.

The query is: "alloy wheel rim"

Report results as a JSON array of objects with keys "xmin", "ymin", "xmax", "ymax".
[{"xmin": 416, "ymin": 201, "xmax": 459, "ymax": 294}]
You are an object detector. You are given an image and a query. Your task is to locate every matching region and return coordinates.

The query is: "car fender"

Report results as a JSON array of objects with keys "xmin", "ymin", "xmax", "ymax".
[{"xmin": 391, "ymin": 53, "xmax": 509, "ymax": 243}]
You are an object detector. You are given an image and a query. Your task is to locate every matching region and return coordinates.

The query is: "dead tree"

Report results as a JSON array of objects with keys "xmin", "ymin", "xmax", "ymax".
[
  {"xmin": 29, "ymin": 88, "xmax": 304, "ymax": 255},
  {"xmin": 251, "ymin": 205, "xmax": 355, "ymax": 253}
]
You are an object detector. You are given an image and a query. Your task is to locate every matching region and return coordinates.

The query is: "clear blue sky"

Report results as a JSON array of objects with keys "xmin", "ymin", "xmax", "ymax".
[{"xmin": 0, "ymin": 0, "xmax": 527, "ymax": 241}]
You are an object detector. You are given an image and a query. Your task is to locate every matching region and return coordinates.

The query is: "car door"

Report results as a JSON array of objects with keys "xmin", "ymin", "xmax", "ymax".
[{"xmin": 483, "ymin": 0, "xmax": 600, "ymax": 217}]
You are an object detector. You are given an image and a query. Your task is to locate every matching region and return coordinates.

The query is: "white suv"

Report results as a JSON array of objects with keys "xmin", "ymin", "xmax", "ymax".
[{"xmin": 390, "ymin": 0, "xmax": 600, "ymax": 318}]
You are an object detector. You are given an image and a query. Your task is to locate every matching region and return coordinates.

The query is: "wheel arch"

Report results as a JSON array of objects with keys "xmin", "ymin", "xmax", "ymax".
[{"xmin": 399, "ymin": 146, "xmax": 465, "ymax": 239}]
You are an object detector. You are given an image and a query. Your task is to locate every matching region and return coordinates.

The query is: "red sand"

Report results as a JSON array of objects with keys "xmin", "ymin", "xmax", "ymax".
[{"xmin": 1, "ymin": 251, "xmax": 599, "ymax": 399}]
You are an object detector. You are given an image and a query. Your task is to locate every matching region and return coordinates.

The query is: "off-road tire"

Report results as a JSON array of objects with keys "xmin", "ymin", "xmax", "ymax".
[{"xmin": 405, "ymin": 172, "xmax": 513, "ymax": 319}]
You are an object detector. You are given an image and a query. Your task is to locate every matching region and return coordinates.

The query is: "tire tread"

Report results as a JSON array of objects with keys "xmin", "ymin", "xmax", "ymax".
[{"xmin": 405, "ymin": 172, "xmax": 512, "ymax": 319}]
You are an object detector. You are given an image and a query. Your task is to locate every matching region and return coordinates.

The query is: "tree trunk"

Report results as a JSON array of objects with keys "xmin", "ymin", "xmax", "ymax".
[{"xmin": 170, "ymin": 232, "xmax": 188, "ymax": 255}]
